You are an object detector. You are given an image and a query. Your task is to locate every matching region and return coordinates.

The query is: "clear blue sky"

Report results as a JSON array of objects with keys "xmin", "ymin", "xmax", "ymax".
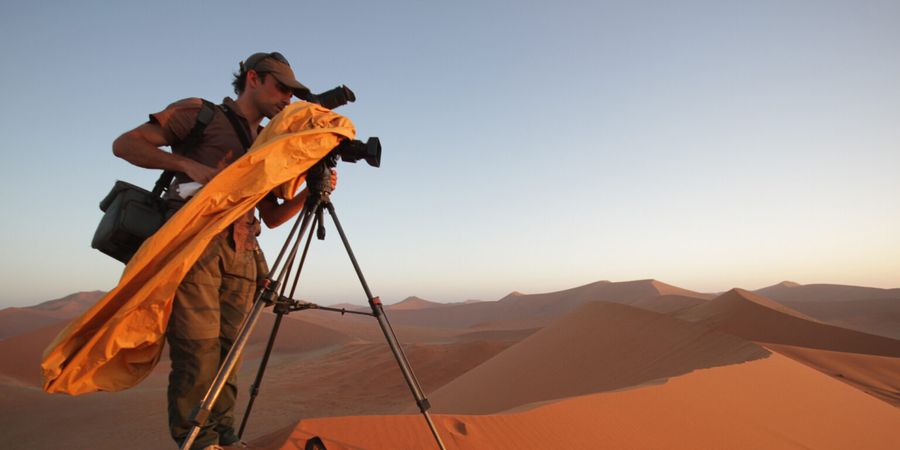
[{"xmin": 1, "ymin": 0, "xmax": 898, "ymax": 308}]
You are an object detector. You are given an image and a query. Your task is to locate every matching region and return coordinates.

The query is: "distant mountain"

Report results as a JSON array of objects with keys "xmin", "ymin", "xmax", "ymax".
[
  {"xmin": 0, "ymin": 291, "xmax": 104, "ymax": 340},
  {"xmin": 755, "ymin": 281, "xmax": 900, "ymax": 303},
  {"xmin": 21, "ymin": 290, "xmax": 105, "ymax": 318},
  {"xmin": 497, "ymin": 291, "xmax": 526, "ymax": 301},
  {"xmin": 386, "ymin": 296, "xmax": 446, "ymax": 310}
]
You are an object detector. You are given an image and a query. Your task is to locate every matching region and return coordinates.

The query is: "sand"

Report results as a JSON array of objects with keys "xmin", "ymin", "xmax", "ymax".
[
  {"xmin": 3, "ymin": 280, "xmax": 899, "ymax": 450},
  {"xmin": 260, "ymin": 354, "xmax": 900, "ymax": 450}
]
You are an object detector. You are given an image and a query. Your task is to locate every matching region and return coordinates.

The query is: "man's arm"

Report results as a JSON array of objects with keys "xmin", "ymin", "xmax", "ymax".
[
  {"xmin": 257, "ymin": 170, "xmax": 337, "ymax": 228},
  {"xmin": 112, "ymin": 123, "xmax": 219, "ymax": 183},
  {"xmin": 257, "ymin": 191, "xmax": 309, "ymax": 229}
]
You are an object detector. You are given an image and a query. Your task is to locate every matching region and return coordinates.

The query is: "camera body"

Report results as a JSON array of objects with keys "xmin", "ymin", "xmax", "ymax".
[{"xmin": 297, "ymin": 85, "xmax": 356, "ymax": 110}]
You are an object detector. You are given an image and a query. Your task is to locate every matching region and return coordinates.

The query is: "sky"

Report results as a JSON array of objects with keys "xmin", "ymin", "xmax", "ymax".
[{"xmin": 0, "ymin": 0, "xmax": 898, "ymax": 308}]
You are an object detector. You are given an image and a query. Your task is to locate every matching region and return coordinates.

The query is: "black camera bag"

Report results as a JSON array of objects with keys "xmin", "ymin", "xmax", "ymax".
[
  {"xmin": 92, "ymin": 179, "xmax": 173, "ymax": 263},
  {"xmin": 91, "ymin": 100, "xmax": 219, "ymax": 263}
]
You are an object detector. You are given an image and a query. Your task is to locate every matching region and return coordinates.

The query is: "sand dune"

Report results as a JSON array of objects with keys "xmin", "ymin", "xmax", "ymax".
[
  {"xmin": 428, "ymin": 301, "xmax": 768, "ymax": 414},
  {"xmin": 756, "ymin": 281, "xmax": 900, "ymax": 303},
  {"xmin": 385, "ymin": 279, "xmax": 712, "ymax": 329},
  {"xmin": 25, "ymin": 291, "xmax": 106, "ymax": 318},
  {"xmin": 751, "ymin": 282, "xmax": 900, "ymax": 339},
  {"xmin": 0, "ymin": 308, "xmax": 65, "ymax": 340},
  {"xmin": 0, "ymin": 329, "xmax": 515, "ymax": 450},
  {"xmin": 677, "ymin": 289, "xmax": 900, "ymax": 357},
  {"xmin": 447, "ymin": 328, "xmax": 538, "ymax": 343},
  {"xmin": 246, "ymin": 311, "xmax": 359, "ymax": 355},
  {"xmin": 0, "ymin": 291, "xmax": 105, "ymax": 340},
  {"xmin": 386, "ymin": 296, "xmax": 447, "ymax": 310},
  {"xmin": 0, "ymin": 306, "xmax": 356, "ymax": 387},
  {"xmin": 279, "ymin": 308, "xmax": 466, "ymax": 344},
  {"xmin": 630, "ymin": 293, "xmax": 708, "ymax": 314},
  {"xmin": 6, "ymin": 281, "xmax": 900, "ymax": 450},
  {"xmin": 0, "ymin": 322, "xmax": 70, "ymax": 386},
  {"xmin": 779, "ymin": 297, "xmax": 900, "ymax": 340},
  {"xmin": 0, "ymin": 384, "xmax": 169, "ymax": 450},
  {"xmin": 257, "ymin": 354, "xmax": 900, "ymax": 450},
  {"xmin": 219, "ymin": 339, "xmax": 516, "ymax": 445}
]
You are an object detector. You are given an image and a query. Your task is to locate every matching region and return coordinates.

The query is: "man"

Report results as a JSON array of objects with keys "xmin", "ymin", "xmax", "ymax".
[{"xmin": 113, "ymin": 52, "xmax": 325, "ymax": 450}]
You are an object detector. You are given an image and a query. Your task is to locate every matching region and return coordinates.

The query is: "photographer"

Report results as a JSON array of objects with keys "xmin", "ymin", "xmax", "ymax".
[{"xmin": 112, "ymin": 52, "xmax": 331, "ymax": 450}]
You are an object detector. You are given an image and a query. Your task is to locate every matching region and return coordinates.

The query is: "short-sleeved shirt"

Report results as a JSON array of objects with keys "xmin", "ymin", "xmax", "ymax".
[{"xmin": 150, "ymin": 97, "xmax": 260, "ymax": 251}]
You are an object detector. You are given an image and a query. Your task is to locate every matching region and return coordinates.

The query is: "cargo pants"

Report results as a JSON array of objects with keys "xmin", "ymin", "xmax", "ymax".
[{"xmin": 166, "ymin": 233, "xmax": 264, "ymax": 449}]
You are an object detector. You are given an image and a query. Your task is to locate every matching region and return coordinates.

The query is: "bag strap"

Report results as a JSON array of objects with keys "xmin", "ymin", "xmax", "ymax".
[
  {"xmin": 151, "ymin": 99, "xmax": 218, "ymax": 197},
  {"xmin": 219, "ymin": 102, "xmax": 253, "ymax": 150}
]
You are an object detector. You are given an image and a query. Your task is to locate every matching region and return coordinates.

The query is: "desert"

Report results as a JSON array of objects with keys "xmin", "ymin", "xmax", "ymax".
[{"xmin": 1, "ymin": 279, "xmax": 898, "ymax": 449}]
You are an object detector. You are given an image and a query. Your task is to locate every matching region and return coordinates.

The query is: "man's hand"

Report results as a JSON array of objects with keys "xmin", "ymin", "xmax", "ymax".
[
  {"xmin": 258, "ymin": 170, "xmax": 337, "ymax": 229},
  {"xmin": 181, "ymin": 160, "xmax": 220, "ymax": 184}
]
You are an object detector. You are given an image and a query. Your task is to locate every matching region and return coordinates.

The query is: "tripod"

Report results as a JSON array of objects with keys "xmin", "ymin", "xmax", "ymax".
[{"xmin": 179, "ymin": 156, "xmax": 446, "ymax": 450}]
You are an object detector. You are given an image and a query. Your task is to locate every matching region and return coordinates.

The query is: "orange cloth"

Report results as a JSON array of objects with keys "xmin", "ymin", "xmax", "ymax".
[{"xmin": 41, "ymin": 102, "xmax": 355, "ymax": 395}]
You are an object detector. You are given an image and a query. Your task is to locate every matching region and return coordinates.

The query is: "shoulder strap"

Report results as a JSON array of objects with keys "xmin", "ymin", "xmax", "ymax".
[
  {"xmin": 152, "ymin": 100, "xmax": 218, "ymax": 197},
  {"xmin": 182, "ymin": 99, "xmax": 218, "ymax": 150},
  {"xmin": 219, "ymin": 103, "xmax": 253, "ymax": 150}
]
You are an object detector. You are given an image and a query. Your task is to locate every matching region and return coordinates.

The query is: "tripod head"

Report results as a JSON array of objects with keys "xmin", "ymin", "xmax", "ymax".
[{"xmin": 306, "ymin": 155, "xmax": 337, "ymax": 203}]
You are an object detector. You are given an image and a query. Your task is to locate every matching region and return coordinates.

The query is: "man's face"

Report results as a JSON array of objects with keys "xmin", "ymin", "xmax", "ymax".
[{"xmin": 252, "ymin": 72, "xmax": 293, "ymax": 119}]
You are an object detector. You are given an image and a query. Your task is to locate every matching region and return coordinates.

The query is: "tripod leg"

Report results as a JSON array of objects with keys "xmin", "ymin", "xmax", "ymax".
[
  {"xmin": 323, "ymin": 202, "xmax": 447, "ymax": 450},
  {"xmin": 237, "ymin": 310, "xmax": 283, "ymax": 439},
  {"xmin": 180, "ymin": 200, "xmax": 322, "ymax": 450},
  {"xmin": 238, "ymin": 209, "xmax": 320, "ymax": 438}
]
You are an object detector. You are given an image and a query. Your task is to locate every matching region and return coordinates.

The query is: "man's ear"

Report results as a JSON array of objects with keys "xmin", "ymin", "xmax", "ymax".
[{"xmin": 246, "ymin": 70, "xmax": 262, "ymax": 89}]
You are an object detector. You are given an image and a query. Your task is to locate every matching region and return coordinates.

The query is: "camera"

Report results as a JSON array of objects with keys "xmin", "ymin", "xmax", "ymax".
[
  {"xmin": 334, "ymin": 137, "xmax": 381, "ymax": 168},
  {"xmin": 305, "ymin": 137, "xmax": 381, "ymax": 200},
  {"xmin": 297, "ymin": 85, "xmax": 356, "ymax": 110}
]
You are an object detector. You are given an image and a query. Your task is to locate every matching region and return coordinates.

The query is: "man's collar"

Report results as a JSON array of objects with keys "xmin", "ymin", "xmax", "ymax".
[{"xmin": 223, "ymin": 97, "xmax": 264, "ymax": 133}]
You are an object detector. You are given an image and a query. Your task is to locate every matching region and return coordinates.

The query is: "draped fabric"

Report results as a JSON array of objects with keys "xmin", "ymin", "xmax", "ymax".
[{"xmin": 42, "ymin": 102, "xmax": 355, "ymax": 394}]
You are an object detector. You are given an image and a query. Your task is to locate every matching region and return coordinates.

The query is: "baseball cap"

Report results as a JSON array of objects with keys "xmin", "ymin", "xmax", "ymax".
[{"xmin": 241, "ymin": 52, "xmax": 310, "ymax": 97}]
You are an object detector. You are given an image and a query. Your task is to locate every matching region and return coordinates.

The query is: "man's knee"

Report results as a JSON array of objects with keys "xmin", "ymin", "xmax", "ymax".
[{"xmin": 168, "ymin": 336, "xmax": 221, "ymax": 394}]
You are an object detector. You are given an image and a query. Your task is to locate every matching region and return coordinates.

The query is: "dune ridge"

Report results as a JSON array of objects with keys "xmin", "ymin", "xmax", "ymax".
[
  {"xmin": 779, "ymin": 297, "xmax": 900, "ymax": 340},
  {"xmin": 429, "ymin": 301, "xmax": 769, "ymax": 414},
  {"xmin": 677, "ymin": 289, "xmax": 900, "ymax": 357}
]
